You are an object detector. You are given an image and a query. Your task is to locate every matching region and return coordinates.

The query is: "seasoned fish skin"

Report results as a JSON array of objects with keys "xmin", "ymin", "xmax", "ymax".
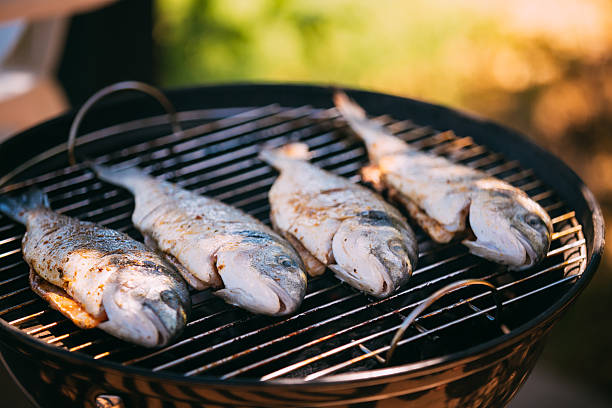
[
  {"xmin": 0, "ymin": 189, "xmax": 190, "ymax": 347},
  {"xmin": 334, "ymin": 91, "xmax": 552, "ymax": 270},
  {"xmin": 94, "ymin": 166, "xmax": 307, "ymax": 316},
  {"xmin": 260, "ymin": 144, "xmax": 418, "ymax": 298}
]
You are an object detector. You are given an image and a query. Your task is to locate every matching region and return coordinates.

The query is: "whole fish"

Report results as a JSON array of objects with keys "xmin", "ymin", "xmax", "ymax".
[
  {"xmin": 333, "ymin": 91, "xmax": 552, "ymax": 270},
  {"xmin": 93, "ymin": 165, "xmax": 307, "ymax": 316},
  {"xmin": 0, "ymin": 189, "xmax": 190, "ymax": 347},
  {"xmin": 259, "ymin": 143, "xmax": 418, "ymax": 298}
]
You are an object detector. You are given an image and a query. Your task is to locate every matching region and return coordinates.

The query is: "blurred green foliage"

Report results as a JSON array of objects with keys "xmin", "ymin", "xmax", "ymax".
[{"xmin": 155, "ymin": 0, "xmax": 495, "ymax": 106}]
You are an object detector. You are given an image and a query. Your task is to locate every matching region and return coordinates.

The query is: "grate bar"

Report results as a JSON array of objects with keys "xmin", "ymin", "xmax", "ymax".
[
  {"xmin": 0, "ymin": 105, "xmax": 283, "ymax": 194},
  {"xmin": 8, "ymin": 310, "xmax": 46, "ymax": 325},
  {"xmin": 552, "ymin": 211, "xmax": 576, "ymax": 224},
  {"xmin": 551, "ymin": 225, "xmax": 582, "ymax": 240},
  {"xmin": 547, "ymin": 239, "xmax": 586, "ymax": 258}
]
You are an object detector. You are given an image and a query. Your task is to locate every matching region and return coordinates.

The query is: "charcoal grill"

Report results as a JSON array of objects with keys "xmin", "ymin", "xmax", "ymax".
[{"xmin": 0, "ymin": 83, "xmax": 603, "ymax": 408}]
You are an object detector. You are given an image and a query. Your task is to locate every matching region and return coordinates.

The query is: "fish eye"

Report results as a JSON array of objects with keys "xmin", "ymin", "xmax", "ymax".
[
  {"xmin": 388, "ymin": 239, "xmax": 405, "ymax": 254},
  {"xmin": 277, "ymin": 255, "xmax": 294, "ymax": 268},
  {"xmin": 524, "ymin": 213, "xmax": 543, "ymax": 228}
]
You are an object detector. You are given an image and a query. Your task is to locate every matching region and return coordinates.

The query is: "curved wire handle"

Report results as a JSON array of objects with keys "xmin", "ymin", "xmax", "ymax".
[
  {"xmin": 67, "ymin": 81, "xmax": 182, "ymax": 166},
  {"xmin": 385, "ymin": 279, "xmax": 505, "ymax": 364}
]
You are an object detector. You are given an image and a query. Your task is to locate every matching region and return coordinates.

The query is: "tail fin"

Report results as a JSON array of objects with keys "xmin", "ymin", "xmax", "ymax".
[
  {"xmin": 333, "ymin": 90, "xmax": 367, "ymax": 122},
  {"xmin": 333, "ymin": 90, "xmax": 388, "ymax": 144},
  {"xmin": 258, "ymin": 143, "xmax": 312, "ymax": 170},
  {"xmin": 91, "ymin": 164, "xmax": 150, "ymax": 194},
  {"xmin": 0, "ymin": 188, "xmax": 49, "ymax": 224},
  {"xmin": 333, "ymin": 90, "xmax": 411, "ymax": 157}
]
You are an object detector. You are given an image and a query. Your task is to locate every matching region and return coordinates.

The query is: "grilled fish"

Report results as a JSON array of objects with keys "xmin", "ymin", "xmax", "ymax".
[
  {"xmin": 334, "ymin": 91, "xmax": 552, "ymax": 270},
  {"xmin": 0, "ymin": 189, "xmax": 190, "ymax": 347},
  {"xmin": 259, "ymin": 143, "xmax": 418, "ymax": 298},
  {"xmin": 93, "ymin": 165, "xmax": 307, "ymax": 316}
]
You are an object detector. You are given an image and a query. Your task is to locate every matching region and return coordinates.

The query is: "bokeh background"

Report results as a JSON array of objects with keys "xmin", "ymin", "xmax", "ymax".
[
  {"xmin": 153, "ymin": 0, "xmax": 612, "ymax": 398},
  {"xmin": 1, "ymin": 0, "xmax": 611, "ymax": 406}
]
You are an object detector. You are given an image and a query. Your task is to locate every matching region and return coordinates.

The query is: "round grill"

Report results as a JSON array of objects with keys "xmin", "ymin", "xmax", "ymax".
[{"xmin": 0, "ymin": 84, "xmax": 601, "ymax": 408}]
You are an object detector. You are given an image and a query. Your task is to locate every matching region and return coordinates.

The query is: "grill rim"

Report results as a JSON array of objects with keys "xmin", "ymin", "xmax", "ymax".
[{"xmin": 0, "ymin": 83, "xmax": 603, "ymax": 388}]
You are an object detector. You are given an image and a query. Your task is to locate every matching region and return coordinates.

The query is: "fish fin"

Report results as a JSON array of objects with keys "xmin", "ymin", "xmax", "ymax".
[
  {"xmin": 390, "ymin": 189, "xmax": 457, "ymax": 243},
  {"xmin": 29, "ymin": 269, "xmax": 103, "ymax": 329},
  {"xmin": 258, "ymin": 143, "xmax": 312, "ymax": 169},
  {"xmin": 333, "ymin": 90, "xmax": 367, "ymax": 120},
  {"xmin": 360, "ymin": 164, "xmax": 385, "ymax": 192},
  {"xmin": 164, "ymin": 251, "xmax": 209, "ymax": 290},
  {"xmin": 0, "ymin": 187, "xmax": 49, "ymax": 224},
  {"xmin": 90, "ymin": 163, "xmax": 149, "ymax": 193},
  {"xmin": 280, "ymin": 230, "xmax": 326, "ymax": 276},
  {"xmin": 333, "ymin": 90, "xmax": 410, "ymax": 157},
  {"xmin": 142, "ymin": 232, "xmax": 209, "ymax": 290}
]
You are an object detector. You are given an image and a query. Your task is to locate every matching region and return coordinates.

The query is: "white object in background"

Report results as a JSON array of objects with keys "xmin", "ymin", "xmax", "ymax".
[
  {"xmin": 0, "ymin": 0, "xmax": 116, "ymax": 141},
  {"xmin": 0, "ymin": 20, "xmax": 25, "ymax": 65},
  {"xmin": 0, "ymin": 18, "xmax": 68, "ymax": 139}
]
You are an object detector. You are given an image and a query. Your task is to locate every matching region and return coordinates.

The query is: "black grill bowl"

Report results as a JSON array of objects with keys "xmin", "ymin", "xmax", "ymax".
[{"xmin": 0, "ymin": 84, "xmax": 603, "ymax": 408}]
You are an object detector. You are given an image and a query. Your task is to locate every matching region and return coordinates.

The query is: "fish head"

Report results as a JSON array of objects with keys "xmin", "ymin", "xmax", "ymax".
[
  {"xmin": 463, "ymin": 188, "xmax": 552, "ymax": 270},
  {"xmin": 213, "ymin": 231, "xmax": 307, "ymax": 315},
  {"xmin": 331, "ymin": 211, "xmax": 417, "ymax": 298},
  {"xmin": 100, "ymin": 261, "xmax": 190, "ymax": 347}
]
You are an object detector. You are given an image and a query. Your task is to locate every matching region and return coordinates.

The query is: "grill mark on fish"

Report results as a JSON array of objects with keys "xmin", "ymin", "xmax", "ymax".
[{"xmin": 319, "ymin": 188, "xmax": 347, "ymax": 195}]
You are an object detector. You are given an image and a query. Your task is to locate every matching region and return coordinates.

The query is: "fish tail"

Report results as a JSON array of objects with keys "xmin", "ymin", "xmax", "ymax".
[
  {"xmin": 91, "ymin": 164, "xmax": 149, "ymax": 193},
  {"xmin": 0, "ymin": 188, "xmax": 49, "ymax": 224},
  {"xmin": 333, "ymin": 90, "xmax": 367, "ymax": 122},
  {"xmin": 333, "ymin": 90, "xmax": 411, "ymax": 157},
  {"xmin": 334, "ymin": 90, "xmax": 387, "ymax": 146},
  {"xmin": 258, "ymin": 143, "xmax": 311, "ymax": 169}
]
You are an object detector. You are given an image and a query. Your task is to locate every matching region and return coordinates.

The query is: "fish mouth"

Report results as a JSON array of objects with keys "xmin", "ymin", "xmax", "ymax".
[
  {"xmin": 461, "ymin": 225, "xmax": 539, "ymax": 270},
  {"xmin": 213, "ymin": 278, "xmax": 296, "ymax": 316},
  {"xmin": 328, "ymin": 262, "xmax": 393, "ymax": 298},
  {"xmin": 461, "ymin": 217, "xmax": 521, "ymax": 267},
  {"xmin": 509, "ymin": 227, "xmax": 540, "ymax": 271},
  {"xmin": 142, "ymin": 301, "xmax": 172, "ymax": 347},
  {"xmin": 213, "ymin": 247, "xmax": 301, "ymax": 316},
  {"xmin": 264, "ymin": 281, "xmax": 293, "ymax": 315}
]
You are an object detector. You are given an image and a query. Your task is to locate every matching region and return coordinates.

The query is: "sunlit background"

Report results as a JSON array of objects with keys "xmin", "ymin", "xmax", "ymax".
[{"xmin": 154, "ymin": 0, "xmax": 612, "ymax": 397}]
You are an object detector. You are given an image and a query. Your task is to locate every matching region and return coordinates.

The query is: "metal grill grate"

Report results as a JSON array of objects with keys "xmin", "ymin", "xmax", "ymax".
[{"xmin": 0, "ymin": 104, "xmax": 586, "ymax": 381}]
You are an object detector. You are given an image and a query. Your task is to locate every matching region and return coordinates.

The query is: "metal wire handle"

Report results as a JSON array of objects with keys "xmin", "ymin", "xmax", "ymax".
[
  {"xmin": 67, "ymin": 81, "xmax": 182, "ymax": 166},
  {"xmin": 385, "ymin": 279, "xmax": 505, "ymax": 364}
]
